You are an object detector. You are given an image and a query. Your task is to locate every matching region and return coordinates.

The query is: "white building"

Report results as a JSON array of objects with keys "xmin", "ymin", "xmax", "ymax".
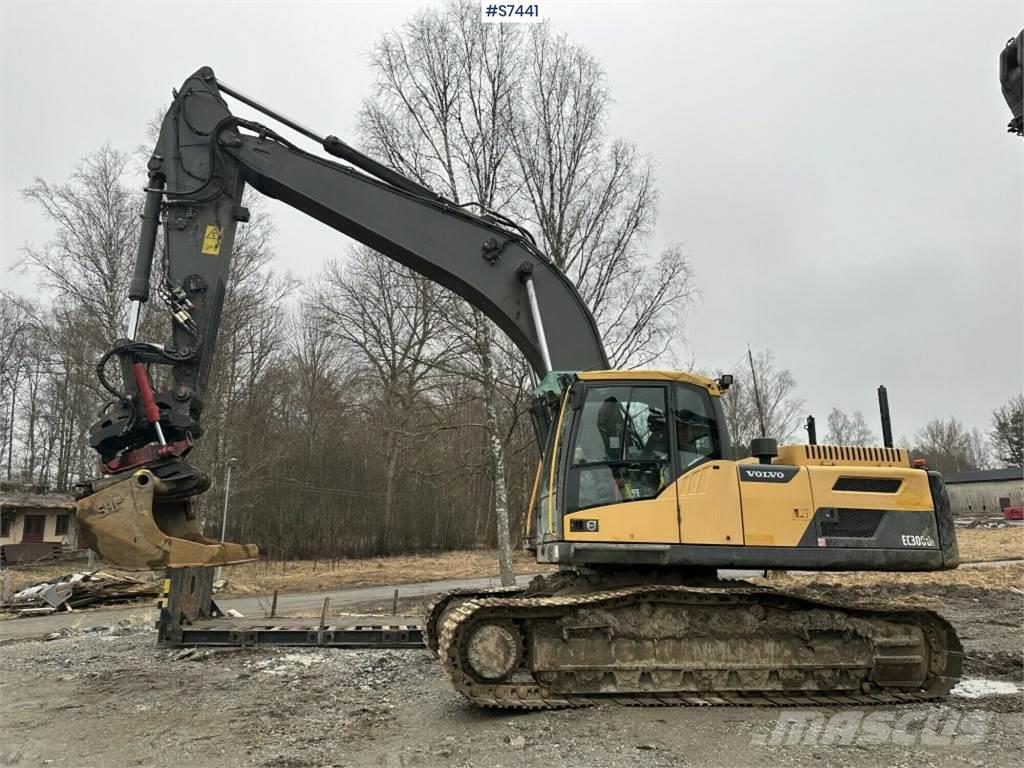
[
  {"xmin": 0, "ymin": 482, "xmax": 78, "ymax": 564},
  {"xmin": 943, "ymin": 467, "xmax": 1024, "ymax": 518}
]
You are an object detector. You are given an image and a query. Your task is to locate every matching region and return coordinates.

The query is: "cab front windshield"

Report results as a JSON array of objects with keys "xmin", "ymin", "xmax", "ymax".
[{"xmin": 566, "ymin": 385, "xmax": 670, "ymax": 512}]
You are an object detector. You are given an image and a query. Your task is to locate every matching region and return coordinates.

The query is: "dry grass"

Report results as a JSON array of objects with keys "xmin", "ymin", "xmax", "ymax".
[
  {"xmin": 2, "ymin": 527, "xmax": 1018, "ymax": 599},
  {"xmin": 217, "ymin": 549, "xmax": 551, "ymax": 597},
  {"xmin": 954, "ymin": 526, "xmax": 1023, "ymax": 562},
  {"xmin": 755, "ymin": 528, "xmax": 1024, "ymax": 595},
  {"xmin": 759, "ymin": 562, "xmax": 1024, "ymax": 594}
]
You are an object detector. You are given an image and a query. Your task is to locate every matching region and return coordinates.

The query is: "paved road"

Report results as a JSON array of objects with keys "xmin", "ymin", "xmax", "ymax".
[
  {"xmin": 3, "ymin": 560, "xmax": 1019, "ymax": 643},
  {"xmin": 0, "ymin": 572, "xmax": 538, "ymax": 642}
]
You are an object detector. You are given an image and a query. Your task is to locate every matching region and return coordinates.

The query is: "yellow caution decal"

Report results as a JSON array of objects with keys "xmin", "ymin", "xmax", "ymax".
[
  {"xmin": 201, "ymin": 225, "xmax": 223, "ymax": 255},
  {"xmin": 157, "ymin": 578, "xmax": 171, "ymax": 609}
]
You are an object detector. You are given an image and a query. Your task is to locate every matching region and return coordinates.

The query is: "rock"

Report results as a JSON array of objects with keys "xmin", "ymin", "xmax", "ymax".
[
  {"xmin": 507, "ymin": 734, "xmax": 526, "ymax": 749},
  {"xmin": 45, "ymin": 632, "xmax": 62, "ymax": 641}
]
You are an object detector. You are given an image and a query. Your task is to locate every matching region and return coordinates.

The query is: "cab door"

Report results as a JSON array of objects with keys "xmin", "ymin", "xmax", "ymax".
[
  {"xmin": 672, "ymin": 383, "xmax": 744, "ymax": 545},
  {"xmin": 561, "ymin": 382, "xmax": 681, "ymax": 544}
]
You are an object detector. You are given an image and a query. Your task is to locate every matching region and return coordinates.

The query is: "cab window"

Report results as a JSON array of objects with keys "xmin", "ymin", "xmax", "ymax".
[
  {"xmin": 673, "ymin": 382, "xmax": 721, "ymax": 471},
  {"xmin": 565, "ymin": 385, "xmax": 670, "ymax": 512}
]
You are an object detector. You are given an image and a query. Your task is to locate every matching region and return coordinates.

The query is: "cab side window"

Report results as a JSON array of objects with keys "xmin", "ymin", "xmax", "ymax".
[{"xmin": 674, "ymin": 383, "xmax": 721, "ymax": 471}]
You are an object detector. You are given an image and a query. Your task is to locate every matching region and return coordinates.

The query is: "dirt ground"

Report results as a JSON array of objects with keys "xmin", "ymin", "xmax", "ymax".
[{"xmin": 1, "ymin": 577, "xmax": 1021, "ymax": 768}]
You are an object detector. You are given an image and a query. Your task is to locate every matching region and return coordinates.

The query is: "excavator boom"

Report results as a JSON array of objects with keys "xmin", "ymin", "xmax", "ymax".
[{"xmin": 76, "ymin": 67, "xmax": 607, "ymax": 569}]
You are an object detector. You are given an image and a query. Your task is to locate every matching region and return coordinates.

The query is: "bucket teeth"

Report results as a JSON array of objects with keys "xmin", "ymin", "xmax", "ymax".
[{"xmin": 76, "ymin": 470, "xmax": 258, "ymax": 570}]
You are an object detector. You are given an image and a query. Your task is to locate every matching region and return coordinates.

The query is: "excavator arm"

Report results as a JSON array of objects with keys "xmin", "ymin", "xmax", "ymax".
[
  {"xmin": 1001, "ymin": 30, "xmax": 1023, "ymax": 136},
  {"xmin": 76, "ymin": 67, "xmax": 608, "ymax": 569}
]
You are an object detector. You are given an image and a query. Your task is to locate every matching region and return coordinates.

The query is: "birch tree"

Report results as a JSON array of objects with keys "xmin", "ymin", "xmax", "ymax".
[
  {"xmin": 360, "ymin": 0, "xmax": 523, "ymax": 582},
  {"xmin": 511, "ymin": 24, "xmax": 696, "ymax": 367},
  {"xmin": 359, "ymin": 1, "xmax": 696, "ymax": 580}
]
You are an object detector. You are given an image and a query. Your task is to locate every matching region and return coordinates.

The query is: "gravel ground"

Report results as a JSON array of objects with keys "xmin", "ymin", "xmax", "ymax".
[{"xmin": 0, "ymin": 585, "xmax": 1021, "ymax": 768}]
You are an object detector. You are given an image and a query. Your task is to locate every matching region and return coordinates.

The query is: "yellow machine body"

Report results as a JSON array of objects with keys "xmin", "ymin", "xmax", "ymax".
[{"xmin": 530, "ymin": 370, "xmax": 958, "ymax": 572}]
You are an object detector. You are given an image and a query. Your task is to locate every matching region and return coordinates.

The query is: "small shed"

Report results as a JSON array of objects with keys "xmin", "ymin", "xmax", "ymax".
[
  {"xmin": 0, "ymin": 481, "xmax": 79, "ymax": 564},
  {"xmin": 943, "ymin": 467, "xmax": 1024, "ymax": 519}
]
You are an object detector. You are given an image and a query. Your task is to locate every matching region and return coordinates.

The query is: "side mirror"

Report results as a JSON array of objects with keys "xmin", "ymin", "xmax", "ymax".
[{"xmin": 717, "ymin": 374, "xmax": 734, "ymax": 391}]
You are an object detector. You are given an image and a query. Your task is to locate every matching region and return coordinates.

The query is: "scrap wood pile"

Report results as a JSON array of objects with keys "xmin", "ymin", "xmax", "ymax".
[{"xmin": 1, "ymin": 571, "xmax": 162, "ymax": 615}]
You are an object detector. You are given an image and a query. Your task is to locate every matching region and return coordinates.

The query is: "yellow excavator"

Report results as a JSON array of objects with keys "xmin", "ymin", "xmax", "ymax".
[{"xmin": 76, "ymin": 68, "xmax": 963, "ymax": 708}]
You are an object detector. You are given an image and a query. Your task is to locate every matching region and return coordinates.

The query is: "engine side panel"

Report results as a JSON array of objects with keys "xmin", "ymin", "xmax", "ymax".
[
  {"xmin": 736, "ymin": 464, "xmax": 813, "ymax": 547},
  {"xmin": 678, "ymin": 462, "xmax": 744, "ymax": 545}
]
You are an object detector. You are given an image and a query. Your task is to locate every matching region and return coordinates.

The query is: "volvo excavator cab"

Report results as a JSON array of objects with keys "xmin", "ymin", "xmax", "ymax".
[{"xmin": 526, "ymin": 370, "xmax": 958, "ymax": 574}]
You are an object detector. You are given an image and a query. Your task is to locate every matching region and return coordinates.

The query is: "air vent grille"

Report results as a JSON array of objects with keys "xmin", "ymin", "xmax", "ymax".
[
  {"xmin": 804, "ymin": 444, "xmax": 906, "ymax": 464},
  {"xmin": 832, "ymin": 477, "xmax": 903, "ymax": 493},
  {"xmin": 821, "ymin": 509, "xmax": 884, "ymax": 538}
]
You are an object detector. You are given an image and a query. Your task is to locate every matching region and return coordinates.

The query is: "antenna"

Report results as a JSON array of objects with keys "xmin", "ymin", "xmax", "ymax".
[{"xmin": 748, "ymin": 346, "xmax": 768, "ymax": 437}]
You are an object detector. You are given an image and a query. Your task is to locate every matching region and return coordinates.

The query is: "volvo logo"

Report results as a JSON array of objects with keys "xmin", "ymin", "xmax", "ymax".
[{"xmin": 739, "ymin": 465, "xmax": 798, "ymax": 483}]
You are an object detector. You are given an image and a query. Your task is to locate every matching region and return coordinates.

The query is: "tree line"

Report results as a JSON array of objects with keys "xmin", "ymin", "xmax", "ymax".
[
  {"xmin": 1, "ymin": 3, "xmax": 695, "ymax": 568},
  {"xmin": 2, "ymin": 2, "xmax": 1019, "ymax": 565}
]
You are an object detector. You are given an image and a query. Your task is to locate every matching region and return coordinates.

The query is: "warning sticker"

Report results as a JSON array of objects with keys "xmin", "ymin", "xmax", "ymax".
[{"xmin": 201, "ymin": 225, "xmax": 223, "ymax": 255}]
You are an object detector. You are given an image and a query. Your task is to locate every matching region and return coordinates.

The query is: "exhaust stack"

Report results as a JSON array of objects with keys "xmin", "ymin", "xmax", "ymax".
[{"xmin": 878, "ymin": 385, "xmax": 894, "ymax": 448}]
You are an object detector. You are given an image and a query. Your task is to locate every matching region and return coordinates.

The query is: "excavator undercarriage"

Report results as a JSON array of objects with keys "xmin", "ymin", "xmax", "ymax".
[{"xmin": 424, "ymin": 573, "xmax": 962, "ymax": 709}]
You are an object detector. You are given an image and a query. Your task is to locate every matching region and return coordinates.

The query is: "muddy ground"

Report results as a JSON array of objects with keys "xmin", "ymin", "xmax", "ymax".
[{"xmin": 0, "ymin": 583, "xmax": 1021, "ymax": 768}]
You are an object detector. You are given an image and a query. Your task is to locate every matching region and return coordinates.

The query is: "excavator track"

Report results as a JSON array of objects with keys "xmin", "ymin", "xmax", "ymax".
[
  {"xmin": 424, "ymin": 585, "xmax": 527, "ymax": 654},
  {"xmin": 435, "ymin": 584, "xmax": 962, "ymax": 709}
]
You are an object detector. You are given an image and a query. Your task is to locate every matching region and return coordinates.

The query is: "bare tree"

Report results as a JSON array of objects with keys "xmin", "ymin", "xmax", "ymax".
[
  {"xmin": 359, "ymin": 3, "xmax": 696, "ymax": 579},
  {"xmin": 511, "ymin": 24, "xmax": 696, "ymax": 367},
  {"xmin": 21, "ymin": 146, "xmax": 141, "ymax": 347},
  {"xmin": 824, "ymin": 408, "xmax": 877, "ymax": 446},
  {"xmin": 719, "ymin": 349, "xmax": 805, "ymax": 453},
  {"xmin": 360, "ymin": 0, "xmax": 525, "ymax": 583},
  {"xmin": 0, "ymin": 295, "xmax": 34, "ymax": 476},
  {"xmin": 912, "ymin": 418, "xmax": 989, "ymax": 474},
  {"xmin": 313, "ymin": 248, "xmax": 460, "ymax": 552},
  {"xmin": 990, "ymin": 394, "xmax": 1024, "ymax": 467}
]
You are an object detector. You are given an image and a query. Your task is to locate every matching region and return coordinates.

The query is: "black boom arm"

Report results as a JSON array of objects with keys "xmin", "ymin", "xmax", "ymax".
[{"xmin": 87, "ymin": 67, "xmax": 607, "ymax": 492}]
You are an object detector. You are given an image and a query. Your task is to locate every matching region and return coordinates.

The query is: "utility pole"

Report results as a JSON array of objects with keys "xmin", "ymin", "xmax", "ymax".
[
  {"xmin": 748, "ymin": 346, "xmax": 768, "ymax": 437},
  {"xmin": 220, "ymin": 458, "xmax": 238, "ymax": 542}
]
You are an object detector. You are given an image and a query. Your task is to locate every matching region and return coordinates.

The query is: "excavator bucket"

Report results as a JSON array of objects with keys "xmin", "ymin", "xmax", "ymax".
[{"xmin": 76, "ymin": 470, "xmax": 258, "ymax": 570}]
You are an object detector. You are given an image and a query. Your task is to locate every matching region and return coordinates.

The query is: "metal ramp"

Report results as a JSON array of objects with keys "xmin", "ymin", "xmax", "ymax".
[{"xmin": 156, "ymin": 566, "xmax": 424, "ymax": 649}]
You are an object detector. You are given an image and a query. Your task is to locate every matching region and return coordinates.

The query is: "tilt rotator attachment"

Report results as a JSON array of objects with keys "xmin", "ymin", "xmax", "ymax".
[
  {"xmin": 74, "ymin": 331, "xmax": 259, "ymax": 569},
  {"xmin": 76, "ymin": 469, "xmax": 258, "ymax": 570}
]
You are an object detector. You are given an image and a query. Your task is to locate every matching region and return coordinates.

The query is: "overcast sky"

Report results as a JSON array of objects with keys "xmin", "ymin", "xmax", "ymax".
[{"xmin": 1, "ymin": 1, "xmax": 1021, "ymax": 444}]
